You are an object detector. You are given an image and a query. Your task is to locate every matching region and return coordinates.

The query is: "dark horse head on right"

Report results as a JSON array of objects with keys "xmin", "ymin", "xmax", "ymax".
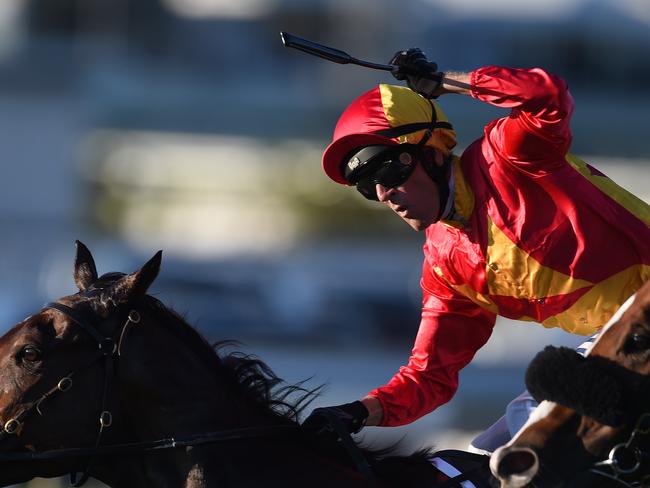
[
  {"xmin": 0, "ymin": 241, "xmax": 493, "ymax": 487},
  {"xmin": 491, "ymin": 279, "xmax": 650, "ymax": 488}
]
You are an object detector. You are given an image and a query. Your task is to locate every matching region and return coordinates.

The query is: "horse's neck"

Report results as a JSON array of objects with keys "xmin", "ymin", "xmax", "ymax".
[
  {"xmin": 108, "ymin": 356, "xmax": 449, "ymax": 486},
  {"xmin": 113, "ymin": 369, "xmax": 370, "ymax": 487},
  {"xmin": 96, "ymin": 330, "xmax": 276, "ymax": 488},
  {"xmin": 109, "ymin": 315, "xmax": 447, "ymax": 487},
  {"xmin": 91, "ymin": 389, "xmax": 273, "ymax": 488}
]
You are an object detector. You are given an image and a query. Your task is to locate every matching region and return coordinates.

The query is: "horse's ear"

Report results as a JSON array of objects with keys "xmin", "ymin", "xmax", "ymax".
[
  {"xmin": 74, "ymin": 240, "xmax": 99, "ymax": 292},
  {"xmin": 108, "ymin": 251, "xmax": 162, "ymax": 305}
]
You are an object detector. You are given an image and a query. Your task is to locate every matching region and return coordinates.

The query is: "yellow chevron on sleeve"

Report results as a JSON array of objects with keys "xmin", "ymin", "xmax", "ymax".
[
  {"xmin": 565, "ymin": 154, "xmax": 650, "ymax": 226},
  {"xmin": 485, "ymin": 218, "xmax": 593, "ymax": 299}
]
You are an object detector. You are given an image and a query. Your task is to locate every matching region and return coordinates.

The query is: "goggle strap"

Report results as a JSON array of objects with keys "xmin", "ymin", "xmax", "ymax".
[
  {"xmin": 374, "ymin": 121, "xmax": 452, "ymax": 139},
  {"xmin": 375, "ymin": 99, "xmax": 452, "ymax": 139},
  {"xmin": 418, "ymin": 130, "xmax": 432, "ymax": 147}
]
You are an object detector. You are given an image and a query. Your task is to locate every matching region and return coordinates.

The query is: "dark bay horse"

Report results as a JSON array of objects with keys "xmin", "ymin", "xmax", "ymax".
[
  {"xmin": 0, "ymin": 241, "xmax": 492, "ymax": 487},
  {"xmin": 490, "ymin": 279, "xmax": 650, "ymax": 487}
]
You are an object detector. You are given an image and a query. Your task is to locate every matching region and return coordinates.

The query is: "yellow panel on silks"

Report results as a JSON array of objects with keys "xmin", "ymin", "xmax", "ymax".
[
  {"xmin": 485, "ymin": 217, "xmax": 593, "ymax": 300},
  {"xmin": 541, "ymin": 265, "xmax": 650, "ymax": 334},
  {"xmin": 482, "ymin": 217, "xmax": 650, "ymax": 334}
]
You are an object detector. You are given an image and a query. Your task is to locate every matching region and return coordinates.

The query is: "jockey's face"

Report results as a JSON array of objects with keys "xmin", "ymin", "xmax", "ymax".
[{"xmin": 375, "ymin": 150, "xmax": 444, "ymax": 232}]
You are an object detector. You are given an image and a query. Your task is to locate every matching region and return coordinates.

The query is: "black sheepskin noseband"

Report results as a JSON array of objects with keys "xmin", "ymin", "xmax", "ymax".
[{"xmin": 525, "ymin": 346, "xmax": 650, "ymax": 427}]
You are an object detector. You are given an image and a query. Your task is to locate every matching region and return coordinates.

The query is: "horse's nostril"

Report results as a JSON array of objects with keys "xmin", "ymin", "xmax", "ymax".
[
  {"xmin": 500, "ymin": 449, "xmax": 536, "ymax": 476},
  {"xmin": 491, "ymin": 446, "xmax": 540, "ymax": 487}
]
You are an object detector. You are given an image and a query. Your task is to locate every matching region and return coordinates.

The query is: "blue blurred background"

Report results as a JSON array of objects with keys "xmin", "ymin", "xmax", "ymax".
[{"xmin": 1, "ymin": 0, "xmax": 648, "ymax": 485}]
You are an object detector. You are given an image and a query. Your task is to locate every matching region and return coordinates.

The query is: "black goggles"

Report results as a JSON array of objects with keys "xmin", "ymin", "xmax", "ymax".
[{"xmin": 344, "ymin": 145, "xmax": 419, "ymax": 201}]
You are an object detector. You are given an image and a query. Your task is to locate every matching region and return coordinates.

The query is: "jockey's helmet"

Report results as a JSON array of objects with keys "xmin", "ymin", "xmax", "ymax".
[{"xmin": 322, "ymin": 84, "xmax": 457, "ymax": 185}]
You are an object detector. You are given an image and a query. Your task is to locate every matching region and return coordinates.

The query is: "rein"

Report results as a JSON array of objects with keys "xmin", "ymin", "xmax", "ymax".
[{"xmin": 0, "ymin": 425, "xmax": 302, "ymax": 462}]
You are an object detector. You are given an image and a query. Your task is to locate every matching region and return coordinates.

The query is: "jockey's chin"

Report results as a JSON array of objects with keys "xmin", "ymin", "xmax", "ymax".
[
  {"xmin": 391, "ymin": 207, "xmax": 438, "ymax": 231},
  {"xmin": 402, "ymin": 215, "xmax": 432, "ymax": 231}
]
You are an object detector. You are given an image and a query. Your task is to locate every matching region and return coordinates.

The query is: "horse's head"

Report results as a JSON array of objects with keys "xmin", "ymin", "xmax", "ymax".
[
  {"xmin": 0, "ymin": 241, "xmax": 161, "ymax": 485},
  {"xmin": 491, "ymin": 280, "xmax": 650, "ymax": 487},
  {"xmin": 0, "ymin": 241, "xmax": 292, "ymax": 486}
]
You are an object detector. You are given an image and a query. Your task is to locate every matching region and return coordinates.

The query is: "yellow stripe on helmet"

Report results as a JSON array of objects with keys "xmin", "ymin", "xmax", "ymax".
[{"xmin": 379, "ymin": 84, "xmax": 457, "ymax": 155}]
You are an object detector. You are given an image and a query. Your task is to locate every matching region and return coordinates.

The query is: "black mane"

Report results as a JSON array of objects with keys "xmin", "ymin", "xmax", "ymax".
[{"xmin": 141, "ymin": 294, "xmax": 321, "ymax": 423}]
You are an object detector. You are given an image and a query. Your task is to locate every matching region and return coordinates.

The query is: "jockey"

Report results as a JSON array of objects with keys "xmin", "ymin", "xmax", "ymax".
[{"xmin": 302, "ymin": 49, "xmax": 650, "ymax": 452}]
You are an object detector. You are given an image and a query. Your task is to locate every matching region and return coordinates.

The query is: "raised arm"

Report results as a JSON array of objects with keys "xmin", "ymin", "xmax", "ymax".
[{"xmin": 391, "ymin": 51, "xmax": 574, "ymax": 163}]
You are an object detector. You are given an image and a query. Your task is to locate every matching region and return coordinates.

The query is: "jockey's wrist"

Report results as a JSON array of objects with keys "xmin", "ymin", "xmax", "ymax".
[
  {"xmin": 361, "ymin": 396, "xmax": 384, "ymax": 426},
  {"xmin": 437, "ymin": 71, "xmax": 472, "ymax": 96}
]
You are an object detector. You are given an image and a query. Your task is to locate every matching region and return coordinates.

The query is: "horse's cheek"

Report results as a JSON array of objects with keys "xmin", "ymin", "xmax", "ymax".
[
  {"xmin": 581, "ymin": 423, "xmax": 622, "ymax": 458},
  {"xmin": 0, "ymin": 373, "xmax": 15, "ymax": 398}
]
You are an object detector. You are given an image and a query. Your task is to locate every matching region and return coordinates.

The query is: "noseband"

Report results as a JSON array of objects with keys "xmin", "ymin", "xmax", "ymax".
[
  {"xmin": 526, "ymin": 346, "xmax": 650, "ymax": 427},
  {"xmin": 526, "ymin": 346, "xmax": 650, "ymax": 487}
]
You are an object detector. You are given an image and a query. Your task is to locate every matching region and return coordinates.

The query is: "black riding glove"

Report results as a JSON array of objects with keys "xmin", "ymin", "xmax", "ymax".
[
  {"xmin": 302, "ymin": 401, "xmax": 369, "ymax": 439},
  {"xmin": 389, "ymin": 48, "xmax": 443, "ymax": 99}
]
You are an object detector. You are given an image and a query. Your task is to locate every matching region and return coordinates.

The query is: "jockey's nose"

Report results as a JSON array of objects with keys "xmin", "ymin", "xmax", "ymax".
[
  {"xmin": 490, "ymin": 445, "xmax": 539, "ymax": 487},
  {"xmin": 376, "ymin": 183, "xmax": 396, "ymax": 202}
]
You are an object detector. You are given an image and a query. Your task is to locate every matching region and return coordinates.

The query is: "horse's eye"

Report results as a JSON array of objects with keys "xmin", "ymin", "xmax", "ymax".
[
  {"xmin": 20, "ymin": 346, "xmax": 42, "ymax": 363},
  {"xmin": 624, "ymin": 333, "xmax": 650, "ymax": 354}
]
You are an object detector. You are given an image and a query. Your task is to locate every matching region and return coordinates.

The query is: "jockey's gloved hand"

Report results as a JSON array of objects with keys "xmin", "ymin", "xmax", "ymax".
[
  {"xmin": 302, "ymin": 401, "xmax": 369, "ymax": 439},
  {"xmin": 389, "ymin": 48, "xmax": 443, "ymax": 99}
]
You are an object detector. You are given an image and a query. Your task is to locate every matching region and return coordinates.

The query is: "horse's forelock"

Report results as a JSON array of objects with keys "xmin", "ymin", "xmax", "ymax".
[{"xmin": 87, "ymin": 272, "xmax": 127, "ymax": 291}]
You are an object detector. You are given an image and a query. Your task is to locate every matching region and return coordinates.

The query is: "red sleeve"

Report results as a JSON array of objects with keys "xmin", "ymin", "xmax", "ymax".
[
  {"xmin": 368, "ymin": 263, "xmax": 496, "ymax": 426},
  {"xmin": 470, "ymin": 66, "xmax": 574, "ymax": 166}
]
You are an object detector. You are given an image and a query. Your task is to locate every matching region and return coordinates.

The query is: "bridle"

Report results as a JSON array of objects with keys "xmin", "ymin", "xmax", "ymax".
[
  {"xmin": 0, "ymin": 300, "xmax": 300, "ymax": 487},
  {"xmin": 582, "ymin": 413, "xmax": 650, "ymax": 487},
  {"xmin": 0, "ymin": 301, "xmax": 142, "ymax": 486}
]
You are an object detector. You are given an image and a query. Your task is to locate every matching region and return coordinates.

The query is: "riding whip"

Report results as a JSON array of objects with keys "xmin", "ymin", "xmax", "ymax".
[{"xmin": 279, "ymin": 31, "xmax": 474, "ymax": 92}]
